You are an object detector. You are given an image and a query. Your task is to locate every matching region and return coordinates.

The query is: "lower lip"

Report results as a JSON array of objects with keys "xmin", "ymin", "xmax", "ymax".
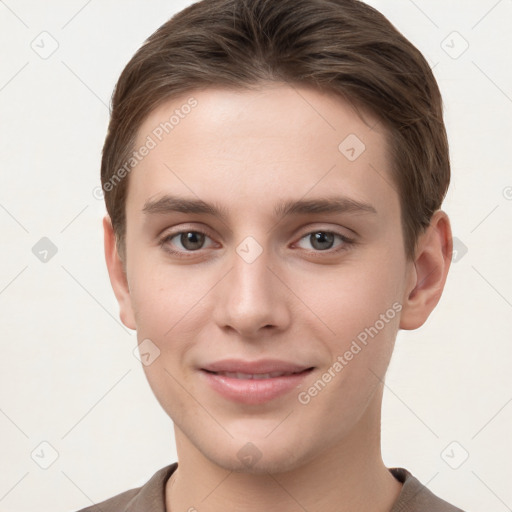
[{"xmin": 200, "ymin": 369, "xmax": 314, "ymax": 405}]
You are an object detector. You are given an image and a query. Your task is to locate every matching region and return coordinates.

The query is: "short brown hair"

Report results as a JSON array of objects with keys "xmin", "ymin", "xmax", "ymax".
[{"xmin": 101, "ymin": 0, "xmax": 450, "ymax": 262}]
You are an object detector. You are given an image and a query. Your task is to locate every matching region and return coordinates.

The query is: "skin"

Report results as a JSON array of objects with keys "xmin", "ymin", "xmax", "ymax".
[{"xmin": 104, "ymin": 83, "xmax": 452, "ymax": 512}]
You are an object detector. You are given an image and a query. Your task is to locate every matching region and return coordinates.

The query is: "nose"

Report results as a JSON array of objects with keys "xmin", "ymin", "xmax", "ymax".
[{"xmin": 212, "ymin": 244, "xmax": 292, "ymax": 339}]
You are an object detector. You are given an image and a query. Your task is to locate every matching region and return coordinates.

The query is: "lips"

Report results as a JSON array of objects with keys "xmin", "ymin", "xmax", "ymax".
[
  {"xmin": 201, "ymin": 358, "xmax": 313, "ymax": 375},
  {"xmin": 200, "ymin": 359, "xmax": 315, "ymax": 404},
  {"xmin": 211, "ymin": 371, "xmax": 300, "ymax": 379}
]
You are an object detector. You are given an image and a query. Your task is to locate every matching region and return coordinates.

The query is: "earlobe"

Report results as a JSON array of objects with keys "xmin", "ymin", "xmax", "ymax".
[
  {"xmin": 399, "ymin": 210, "xmax": 453, "ymax": 330},
  {"xmin": 103, "ymin": 215, "xmax": 137, "ymax": 330}
]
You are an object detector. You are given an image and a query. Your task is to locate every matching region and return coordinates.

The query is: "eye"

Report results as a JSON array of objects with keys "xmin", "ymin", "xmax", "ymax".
[
  {"xmin": 295, "ymin": 231, "xmax": 353, "ymax": 252},
  {"xmin": 160, "ymin": 230, "xmax": 216, "ymax": 254}
]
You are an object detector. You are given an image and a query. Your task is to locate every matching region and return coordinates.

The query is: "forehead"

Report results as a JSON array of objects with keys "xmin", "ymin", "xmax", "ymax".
[{"xmin": 128, "ymin": 84, "xmax": 399, "ymax": 223}]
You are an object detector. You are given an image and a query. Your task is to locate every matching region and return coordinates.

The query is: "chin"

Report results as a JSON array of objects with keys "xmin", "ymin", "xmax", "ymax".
[{"xmin": 203, "ymin": 437, "xmax": 313, "ymax": 475}]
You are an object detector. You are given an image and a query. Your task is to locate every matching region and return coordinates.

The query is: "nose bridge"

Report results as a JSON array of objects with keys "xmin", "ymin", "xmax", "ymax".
[
  {"xmin": 233, "ymin": 245, "xmax": 272, "ymax": 300},
  {"xmin": 214, "ymin": 237, "xmax": 290, "ymax": 335}
]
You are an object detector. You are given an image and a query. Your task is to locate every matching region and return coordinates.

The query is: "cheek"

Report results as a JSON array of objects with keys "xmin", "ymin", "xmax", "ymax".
[
  {"xmin": 299, "ymin": 255, "xmax": 402, "ymax": 334},
  {"xmin": 140, "ymin": 357, "xmax": 193, "ymax": 429},
  {"xmin": 297, "ymin": 284, "xmax": 400, "ymax": 426},
  {"xmin": 295, "ymin": 256, "xmax": 403, "ymax": 399},
  {"xmin": 128, "ymin": 264, "xmax": 215, "ymax": 373},
  {"xmin": 127, "ymin": 256, "xmax": 192, "ymax": 332}
]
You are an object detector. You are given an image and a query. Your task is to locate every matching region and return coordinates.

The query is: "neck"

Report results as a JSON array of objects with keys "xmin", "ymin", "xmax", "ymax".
[{"xmin": 166, "ymin": 386, "xmax": 402, "ymax": 512}]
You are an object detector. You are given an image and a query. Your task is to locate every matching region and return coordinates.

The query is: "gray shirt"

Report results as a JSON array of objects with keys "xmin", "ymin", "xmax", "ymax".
[{"xmin": 74, "ymin": 463, "xmax": 465, "ymax": 511}]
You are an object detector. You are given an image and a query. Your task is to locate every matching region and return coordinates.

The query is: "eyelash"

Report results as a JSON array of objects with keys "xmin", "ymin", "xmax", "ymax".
[{"xmin": 159, "ymin": 228, "xmax": 355, "ymax": 259}]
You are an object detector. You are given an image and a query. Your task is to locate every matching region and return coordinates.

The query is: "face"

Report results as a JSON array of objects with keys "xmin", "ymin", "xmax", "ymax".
[{"xmin": 109, "ymin": 83, "xmax": 420, "ymax": 474}]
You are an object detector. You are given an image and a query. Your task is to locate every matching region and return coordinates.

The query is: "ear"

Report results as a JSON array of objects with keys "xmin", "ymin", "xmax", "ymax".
[
  {"xmin": 399, "ymin": 210, "xmax": 453, "ymax": 330},
  {"xmin": 103, "ymin": 215, "xmax": 137, "ymax": 330}
]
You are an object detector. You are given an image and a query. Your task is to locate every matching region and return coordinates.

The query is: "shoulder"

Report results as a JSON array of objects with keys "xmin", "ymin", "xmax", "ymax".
[
  {"xmin": 390, "ymin": 467, "xmax": 466, "ymax": 512},
  {"xmin": 72, "ymin": 463, "xmax": 178, "ymax": 512}
]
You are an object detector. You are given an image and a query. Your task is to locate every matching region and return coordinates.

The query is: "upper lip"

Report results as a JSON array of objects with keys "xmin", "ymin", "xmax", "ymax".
[{"xmin": 201, "ymin": 358, "xmax": 313, "ymax": 374}]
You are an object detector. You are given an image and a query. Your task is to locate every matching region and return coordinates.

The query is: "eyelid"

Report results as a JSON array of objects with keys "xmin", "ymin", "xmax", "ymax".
[
  {"xmin": 291, "ymin": 221, "xmax": 355, "ymax": 241},
  {"xmin": 159, "ymin": 223, "xmax": 216, "ymax": 241}
]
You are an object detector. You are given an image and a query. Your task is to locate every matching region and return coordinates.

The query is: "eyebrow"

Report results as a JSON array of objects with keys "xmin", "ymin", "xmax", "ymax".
[{"xmin": 142, "ymin": 194, "xmax": 377, "ymax": 220}]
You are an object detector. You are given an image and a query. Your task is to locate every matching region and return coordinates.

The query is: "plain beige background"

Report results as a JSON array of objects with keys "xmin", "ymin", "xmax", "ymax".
[{"xmin": 0, "ymin": 1, "xmax": 511, "ymax": 511}]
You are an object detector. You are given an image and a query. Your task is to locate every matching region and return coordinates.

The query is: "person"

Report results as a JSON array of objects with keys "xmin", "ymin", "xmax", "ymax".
[{"xmin": 77, "ymin": 0, "xmax": 464, "ymax": 510}]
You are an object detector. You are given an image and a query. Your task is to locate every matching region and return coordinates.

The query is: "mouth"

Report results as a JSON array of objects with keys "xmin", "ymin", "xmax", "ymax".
[
  {"xmin": 202, "ymin": 369, "xmax": 314, "ymax": 379},
  {"xmin": 200, "ymin": 366, "xmax": 315, "ymax": 404}
]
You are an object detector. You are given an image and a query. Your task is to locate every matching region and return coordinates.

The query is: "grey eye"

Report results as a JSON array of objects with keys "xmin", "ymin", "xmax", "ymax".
[
  {"xmin": 309, "ymin": 232, "xmax": 335, "ymax": 250},
  {"xmin": 178, "ymin": 232, "xmax": 206, "ymax": 250}
]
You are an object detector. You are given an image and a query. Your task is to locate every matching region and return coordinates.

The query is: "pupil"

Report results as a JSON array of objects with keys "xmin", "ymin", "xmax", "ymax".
[
  {"xmin": 311, "ymin": 232, "xmax": 334, "ymax": 250},
  {"xmin": 181, "ymin": 232, "xmax": 204, "ymax": 250}
]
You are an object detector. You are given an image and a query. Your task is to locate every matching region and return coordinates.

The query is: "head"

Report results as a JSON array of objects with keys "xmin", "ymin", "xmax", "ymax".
[{"xmin": 102, "ymin": 0, "xmax": 452, "ymax": 474}]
